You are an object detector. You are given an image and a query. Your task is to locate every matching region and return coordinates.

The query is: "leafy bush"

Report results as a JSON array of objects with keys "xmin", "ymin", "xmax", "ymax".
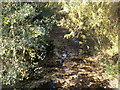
[
  {"xmin": 58, "ymin": 2, "xmax": 119, "ymax": 56},
  {"xmin": 1, "ymin": 2, "xmax": 57, "ymax": 85}
]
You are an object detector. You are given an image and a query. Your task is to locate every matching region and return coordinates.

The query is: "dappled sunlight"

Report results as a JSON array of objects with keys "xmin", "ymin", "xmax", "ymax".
[
  {"xmin": 1, "ymin": 2, "xmax": 119, "ymax": 90},
  {"xmin": 52, "ymin": 56, "xmax": 117, "ymax": 89}
]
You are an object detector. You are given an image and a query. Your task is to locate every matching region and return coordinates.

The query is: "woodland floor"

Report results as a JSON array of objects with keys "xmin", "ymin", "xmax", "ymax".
[
  {"xmin": 11, "ymin": 56, "xmax": 118, "ymax": 90},
  {"xmin": 51, "ymin": 56, "xmax": 119, "ymax": 89}
]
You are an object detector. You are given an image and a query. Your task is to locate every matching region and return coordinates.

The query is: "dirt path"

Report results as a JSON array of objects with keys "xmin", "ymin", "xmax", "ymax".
[
  {"xmin": 52, "ymin": 57, "xmax": 113, "ymax": 89},
  {"xmin": 49, "ymin": 26, "xmax": 118, "ymax": 89}
]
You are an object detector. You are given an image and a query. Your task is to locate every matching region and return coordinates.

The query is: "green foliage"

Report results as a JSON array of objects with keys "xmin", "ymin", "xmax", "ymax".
[
  {"xmin": 58, "ymin": 2, "xmax": 119, "ymax": 55},
  {"xmin": 1, "ymin": 2, "xmax": 57, "ymax": 85},
  {"xmin": 1, "ymin": 2, "xmax": 119, "ymax": 87},
  {"xmin": 101, "ymin": 54, "xmax": 119, "ymax": 78}
]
